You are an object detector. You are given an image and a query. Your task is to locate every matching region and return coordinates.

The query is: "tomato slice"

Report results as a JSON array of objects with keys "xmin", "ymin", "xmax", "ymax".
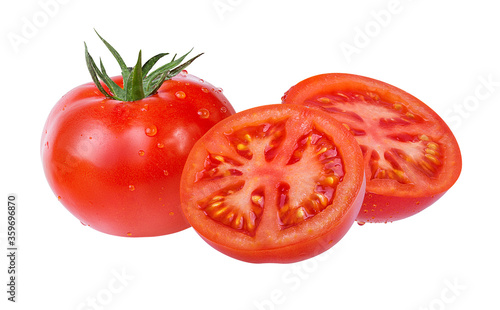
[
  {"xmin": 180, "ymin": 104, "xmax": 365, "ymax": 263},
  {"xmin": 281, "ymin": 73, "xmax": 462, "ymax": 223}
]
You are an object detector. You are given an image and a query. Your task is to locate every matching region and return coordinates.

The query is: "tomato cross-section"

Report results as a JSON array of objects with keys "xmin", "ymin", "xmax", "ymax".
[
  {"xmin": 281, "ymin": 73, "xmax": 462, "ymax": 223},
  {"xmin": 180, "ymin": 104, "xmax": 365, "ymax": 263}
]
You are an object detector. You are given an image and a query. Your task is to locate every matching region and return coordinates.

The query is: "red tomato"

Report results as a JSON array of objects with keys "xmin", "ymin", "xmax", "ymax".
[
  {"xmin": 41, "ymin": 73, "xmax": 235, "ymax": 237},
  {"xmin": 180, "ymin": 104, "xmax": 365, "ymax": 263},
  {"xmin": 281, "ymin": 73, "xmax": 462, "ymax": 223}
]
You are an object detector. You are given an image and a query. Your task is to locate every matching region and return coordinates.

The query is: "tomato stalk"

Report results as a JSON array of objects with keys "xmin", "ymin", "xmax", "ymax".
[{"xmin": 84, "ymin": 30, "xmax": 202, "ymax": 102}]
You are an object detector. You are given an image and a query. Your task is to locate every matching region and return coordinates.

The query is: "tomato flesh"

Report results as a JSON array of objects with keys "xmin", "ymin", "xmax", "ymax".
[
  {"xmin": 180, "ymin": 104, "xmax": 365, "ymax": 263},
  {"xmin": 281, "ymin": 73, "xmax": 462, "ymax": 223}
]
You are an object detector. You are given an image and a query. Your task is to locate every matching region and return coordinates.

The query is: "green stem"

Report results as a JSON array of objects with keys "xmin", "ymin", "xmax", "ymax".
[{"xmin": 84, "ymin": 30, "xmax": 202, "ymax": 102}]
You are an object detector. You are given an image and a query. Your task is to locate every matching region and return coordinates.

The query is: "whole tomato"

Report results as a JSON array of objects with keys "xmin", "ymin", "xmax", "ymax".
[{"xmin": 41, "ymin": 33, "xmax": 235, "ymax": 237}]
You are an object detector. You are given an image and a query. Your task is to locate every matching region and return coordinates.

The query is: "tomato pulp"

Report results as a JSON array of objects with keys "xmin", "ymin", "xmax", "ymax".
[
  {"xmin": 41, "ymin": 73, "xmax": 235, "ymax": 237},
  {"xmin": 180, "ymin": 104, "xmax": 365, "ymax": 263},
  {"xmin": 282, "ymin": 73, "xmax": 462, "ymax": 223}
]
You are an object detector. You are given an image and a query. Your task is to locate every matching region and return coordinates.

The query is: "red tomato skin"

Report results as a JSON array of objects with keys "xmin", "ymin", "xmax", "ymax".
[
  {"xmin": 41, "ymin": 73, "xmax": 235, "ymax": 237},
  {"xmin": 357, "ymin": 192, "xmax": 445, "ymax": 224}
]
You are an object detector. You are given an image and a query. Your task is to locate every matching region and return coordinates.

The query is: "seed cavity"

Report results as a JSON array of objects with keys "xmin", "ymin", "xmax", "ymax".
[
  {"xmin": 277, "ymin": 177, "xmax": 336, "ymax": 229},
  {"xmin": 225, "ymin": 120, "xmax": 287, "ymax": 161},
  {"xmin": 194, "ymin": 153, "xmax": 243, "ymax": 183},
  {"xmin": 197, "ymin": 182, "xmax": 263, "ymax": 236}
]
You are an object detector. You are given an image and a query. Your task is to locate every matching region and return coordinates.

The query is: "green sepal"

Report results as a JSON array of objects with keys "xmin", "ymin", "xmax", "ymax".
[
  {"xmin": 85, "ymin": 31, "xmax": 202, "ymax": 102},
  {"xmin": 84, "ymin": 42, "xmax": 115, "ymax": 99},
  {"xmin": 94, "ymin": 30, "xmax": 129, "ymax": 81},
  {"xmin": 99, "ymin": 58, "xmax": 126, "ymax": 99},
  {"xmin": 142, "ymin": 53, "xmax": 169, "ymax": 78},
  {"xmin": 125, "ymin": 51, "xmax": 145, "ymax": 101}
]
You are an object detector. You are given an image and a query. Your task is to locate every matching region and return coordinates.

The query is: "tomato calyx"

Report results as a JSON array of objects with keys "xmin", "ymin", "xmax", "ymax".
[{"xmin": 84, "ymin": 30, "xmax": 203, "ymax": 102}]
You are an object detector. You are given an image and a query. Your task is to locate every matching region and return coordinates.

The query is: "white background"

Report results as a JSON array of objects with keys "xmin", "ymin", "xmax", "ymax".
[{"xmin": 1, "ymin": 0, "xmax": 499, "ymax": 309}]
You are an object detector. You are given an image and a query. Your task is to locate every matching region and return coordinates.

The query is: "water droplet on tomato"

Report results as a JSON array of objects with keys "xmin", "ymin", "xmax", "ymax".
[
  {"xmin": 126, "ymin": 232, "xmax": 132, "ymax": 237},
  {"xmin": 216, "ymin": 87, "xmax": 223, "ymax": 93},
  {"xmin": 45, "ymin": 141, "xmax": 49, "ymax": 149},
  {"xmin": 201, "ymin": 87, "xmax": 209, "ymax": 93},
  {"xmin": 138, "ymin": 150, "xmax": 145, "ymax": 156},
  {"xmin": 145, "ymin": 124, "xmax": 158, "ymax": 137},
  {"xmin": 198, "ymin": 108, "xmax": 210, "ymax": 119},
  {"xmin": 181, "ymin": 70, "xmax": 188, "ymax": 75},
  {"xmin": 129, "ymin": 185, "xmax": 135, "ymax": 191},
  {"xmin": 175, "ymin": 91, "xmax": 186, "ymax": 99},
  {"xmin": 169, "ymin": 212, "xmax": 175, "ymax": 216},
  {"xmin": 57, "ymin": 195, "xmax": 62, "ymax": 200},
  {"xmin": 357, "ymin": 221, "xmax": 366, "ymax": 226},
  {"xmin": 157, "ymin": 142, "xmax": 165, "ymax": 149},
  {"xmin": 163, "ymin": 170, "xmax": 169, "ymax": 176},
  {"xmin": 141, "ymin": 104, "xmax": 149, "ymax": 112},
  {"xmin": 220, "ymin": 106, "xmax": 228, "ymax": 113},
  {"xmin": 80, "ymin": 221, "xmax": 89, "ymax": 226}
]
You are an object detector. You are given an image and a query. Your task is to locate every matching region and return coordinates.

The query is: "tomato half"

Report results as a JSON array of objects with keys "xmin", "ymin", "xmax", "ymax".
[
  {"xmin": 180, "ymin": 104, "xmax": 365, "ymax": 263},
  {"xmin": 281, "ymin": 73, "xmax": 462, "ymax": 223},
  {"xmin": 41, "ymin": 73, "xmax": 235, "ymax": 237}
]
